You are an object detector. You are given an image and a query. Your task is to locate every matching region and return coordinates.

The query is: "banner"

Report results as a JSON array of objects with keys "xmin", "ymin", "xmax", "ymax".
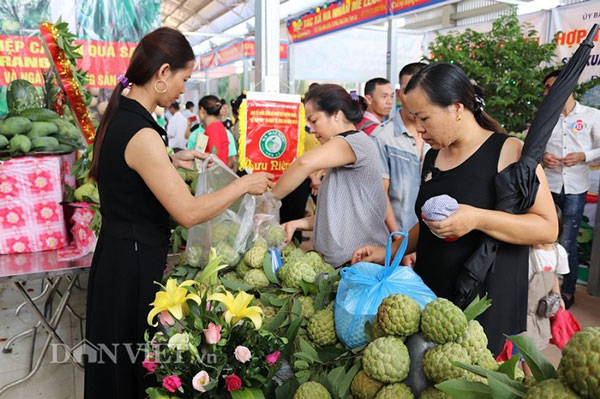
[
  {"xmin": 287, "ymin": 0, "xmax": 389, "ymax": 43},
  {"xmin": 238, "ymin": 93, "xmax": 305, "ymax": 181},
  {"xmin": 390, "ymin": 0, "xmax": 447, "ymax": 16},
  {"xmin": 551, "ymin": 2, "xmax": 600, "ymax": 82},
  {"xmin": 195, "ymin": 39, "xmax": 288, "ymax": 72}
]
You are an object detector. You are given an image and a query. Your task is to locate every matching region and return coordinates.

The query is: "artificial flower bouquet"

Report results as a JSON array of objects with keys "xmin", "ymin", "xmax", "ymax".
[{"xmin": 144, "ymin": 250, "xmax": 285, "ymax": 399}]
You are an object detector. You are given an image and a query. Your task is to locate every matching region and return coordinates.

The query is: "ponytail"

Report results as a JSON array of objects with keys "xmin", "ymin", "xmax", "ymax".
[{"xmin": 475, "ymin": 111, "xmax": 506, "ymax": 134}]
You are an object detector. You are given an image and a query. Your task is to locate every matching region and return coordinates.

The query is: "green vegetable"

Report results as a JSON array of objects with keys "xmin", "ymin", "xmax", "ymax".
[
  {"xmin": 9, "ymin": 134, "xmax": 32, "ymax": 154},
  {"xmin": 31, "ymin": 136, "xmax": 60, "ymax": 152},
  {"xmin": 51, "ymin": 118, "xmax": 80, "ymax": 139},
  {"xmin": 20, "ymin": 108, "xmax": 60, "ymax": 121},
  {"xmin": 7, "ymin": 80, "xmax": 41, "ymax": 115},
  {"xmin": 0, "ymin": 134, "xmax": 8, "ymax": 148},
  {"xmin": 28, "ymin": 121, "xmax": 58, "ymax": 138},
  {"xmin": 0, "ymin": 116, "xmax": 33, "ymax": 137}
]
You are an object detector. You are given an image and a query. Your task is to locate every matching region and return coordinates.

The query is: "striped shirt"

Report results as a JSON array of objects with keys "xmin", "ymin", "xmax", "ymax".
[{"xmin": 313, "ymin": 131, "xmax": 389, "ymax": 267}]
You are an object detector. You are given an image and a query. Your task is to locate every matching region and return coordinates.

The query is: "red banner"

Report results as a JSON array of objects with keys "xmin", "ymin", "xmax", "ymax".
[
  {"xmin": 196, "ymin": 40, "xmax": 288, "ymax": 72},
  {"xmin": 0, "ymin": 35, "xmax": 135, "ymax": 88},
  {"xmin": 287, "ymin": 0, "xmax": 389, "ymax": 43},
  {"xmin": 238, "ymin": 99, "xmax": 305, "ymax": 181},
  {"xmin": 217, "ymin": 41, "xmax": 245, "ymax": 66},
  {"xmin": 390, "ymin": 0, "xmax": 446, "ymax": 15}
]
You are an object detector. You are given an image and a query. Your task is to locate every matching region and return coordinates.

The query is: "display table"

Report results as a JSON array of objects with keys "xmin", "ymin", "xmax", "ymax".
[{"xmin": 0, "ymin": 250, "xmax": 93, "ymax": 395}]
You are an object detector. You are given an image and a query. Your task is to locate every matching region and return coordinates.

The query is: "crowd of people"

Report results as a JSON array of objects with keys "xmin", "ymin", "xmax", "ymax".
[{"xmin": 83, "ymin": 27, "xmax": 600, "ymax": 398}]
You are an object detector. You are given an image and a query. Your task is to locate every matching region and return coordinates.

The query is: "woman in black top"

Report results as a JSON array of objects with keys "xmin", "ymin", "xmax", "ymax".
[
  {"xmin": 84, "ymin": 28, "xmax": 273, "ymax": 399},
  {"xmin": 352, "ymin": 63, "xmax": 558, "ymax": 355}
]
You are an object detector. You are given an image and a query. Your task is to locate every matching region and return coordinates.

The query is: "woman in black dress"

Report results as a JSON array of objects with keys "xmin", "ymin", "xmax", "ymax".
[
  {"xmin": 352, "ymin": 63, "xmax": 558, "ymax": 355},
  {"xmin": 84, "ymin": 28, "xmax": 273, "ymax": 399}
]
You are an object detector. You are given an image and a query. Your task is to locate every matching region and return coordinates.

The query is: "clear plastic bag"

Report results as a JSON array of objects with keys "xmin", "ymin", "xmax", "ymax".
[
  {"xmin": 185, "ymin": 156, "xmax": 256, "ymax": 267},
  {"xmin": 252, "ymin": 192, "xmax": 285, "ymax": 249},
  {"xmin": 335, "ymin": 232, "xmax": 437, "ymax": 348}
]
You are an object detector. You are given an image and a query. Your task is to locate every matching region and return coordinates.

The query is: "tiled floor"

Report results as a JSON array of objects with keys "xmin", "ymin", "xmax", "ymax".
[{"xmin": 0, "ymin": 271, "xmax": 598, "ymax": 398}]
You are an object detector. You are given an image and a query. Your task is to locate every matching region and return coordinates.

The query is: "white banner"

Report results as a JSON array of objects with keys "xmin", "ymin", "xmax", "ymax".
[{"xmin": 551, "ymin": 2, "xmax": 600, "ymax": 83}]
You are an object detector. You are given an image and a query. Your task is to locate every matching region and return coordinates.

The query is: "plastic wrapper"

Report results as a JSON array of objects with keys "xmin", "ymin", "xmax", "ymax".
[
  {"xmin": 335, "ymin": 232, "xmax": 437, "ymax": 348},
  {"xmin": 185, "ymin": 156, "xmax": 255, "ymax": 268}
]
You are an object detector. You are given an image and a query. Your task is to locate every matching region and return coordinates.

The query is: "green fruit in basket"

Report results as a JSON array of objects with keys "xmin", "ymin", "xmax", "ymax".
[
  {"xmin": 294, "ymin": 382, "xmax": 331, "ymax": 399},
  {"xmin": 525, "ymin": 379, "xmax": 579, "ymax": 399},
  {"xmin": 419, "ymin": 387, "xmax": 451, "ymax": 399},
  {"xmin": 377, "ymin": 294, "xmax": 421, "ymax": 337},
  {"xmin": 282, "ymin": 259, "xmax": 316, "ymax": 288},
  {"xmin": 243, "ymin": 269, "xmax": 269, "ymax": 289},
  {"xmin": 423, "ymin": 343, "xmax": 471, "ymax": 384},
  {"xmin": 558, "ymin": 327, "xmax": 600, "ymax": 399},
  {"xmin": 265, "ymin": 225, "xmax": 286, "ymax": 247},
  {"xmin": 1, "ymin": 116, "xmax": 32, "ymax": 137},
  {"xmin": 298, "ymin": 296, "xmax": 315, "ymax": 319},
  {"xmin": 31, "ymin": 136, "xmax": 60, "ymax": 152},
  {"xmin": 456, "ymin": 320, "xmax": 488, "ymax": 360},
  {"xmin": 20, "ymin": 108, "xmax": 60, "ymax": 121},
  {"xmin": 7, "ymin": 79, "xmax": 41, "ymax": 115},
  {"xmin": 28, "ymin": 121, "xmax": 58, "ymax": 137},
  {"xmin": 52, "ymin": 118, "xmax": 80, "ymax": 139},
  {"xmin": 235, "ymin": 259, "xmax": 251, "ymax": 278},
  {"xmin": 0, "ymin": 134, "xmax": 8, "ymax": 148},
  {"xmin": 350, "ymin": 370, "xmax": 383, "ymax": 399},
  {"xmin": 307, "ymin": 308, "xmax": 337, "ymax": 347},
  {"xmin": 215, "ymin": 242, "xmax": 240, "ymax": 267},
  {"xmin": 244, "ymin": 246, "xmax": 267, "ymax": 268},
  {"xmin": 8, "ymin": 134, "xmax": 31, "ymax": 153},
  {"xmin": 421, "ymin": 298, "xmax": 467, "ymax": 344},
  {"xmin": 363, "ymin": 336, "xmax": 410, "ymax": 383},
  {"xmin": 374, "ymin": 383, "xmax": 414, "ymax": 399}
]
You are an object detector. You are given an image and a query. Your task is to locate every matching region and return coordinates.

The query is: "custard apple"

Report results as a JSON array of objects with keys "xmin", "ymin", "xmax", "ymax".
[
  {"xmin": 306, "ymin": 251, "xmax": 323, "ymax": 264},
  {"xmin": 557, "ymin": 327, "xmax": 600, "ymax": 399},
  {"xmin": 282, "ymin": 260, "xmax": 317, "ymax": 288},
  {"xmin": 186, "ymin": 246, "xmax": 204, "ymax": 267},
  {"xmin": 372, "ymin": 316, "xmax": 387, "ymax": 339},
  {"xmin": 235, "ymin": 259, "xmax": 251, "ymax": 278},
  {"xmin": 262, "ymin": 305, "xmax": 278, "ymax": 325},
  {"xmin": 243, "ymin": 269, "xmax": 269, "ymax": 289},
  {"xmin": 298, "ymin": 296, "xmax": 315, "ymax": 319},
  {"xmin": 284, "ymin": 247, "xmax": 305, "ymax": 262},
  {"xmin": 472, "ymin": 348, "xmax": 498, "ymax": 370},
  {"xmin": 177, "ymin": 251, "xmax": 188, "ymax": 266},
  {"xmin": 211, "ymin": 220, "xmax": 238, "ymax": 244},
  {"xmin": 374, "ymin": 383, "xmax": 414, "ymax": 399},
  {"xmin": 215, "ymin": 242, "xmax": 240, "ymax": 266},
  {"xmin": 282, "ymin": 242, "xmax": 297, "ymax": 258},
  {"xmin": 377, "ymin": 294, "xmax": 421, "ymax": 337},
  {"xmin": 244, "ymin": 246, "xmax": 267, "ymax": 268},
  {"xmin": 423, "ymin": 343, "xmax": 471, "ymax": 383},
  {"xmin": 363, "ymin": 337, "xmax": 410, "ymax": 383},
  {"xmin": 277, "ymin": 263, "xmax": 290, "ymax": 282},
  {"xmin": 421, "ymin": 298, "xmax": 467, "ymax": 344},
  {"xmin": 307, "ymin": 309, "xmax": 337, "ymax": 347},
  {"xmin": 254, "ymin": 236, "xmax": 268, "ymax": 249},
  {"xmin": 419, "ymin": 387, "xmax": 451, "ymax": 399},
  {"xmin": 221, "ymin": 271, "xmax": 244, "ymax": 284},
  {"xmin": 456, "ymin": 320, "xmax": 488, "ymax": 360},
  {"xmin": 265, "ymin": 225, "xmax": 286, "ymax": 247},
  {"xmin": 313, "ymin": 261, "xmax": 335, "ymax": 276},
  {"xmin": 294, "ymin": 382, "xmax": 331, "ymax": 399},
  {"xmin": 350, "ymin": 370, "xmax": 383, "ymax": 399},
  {"xmin": 525, "ymin": 379, "xmax": 579, "ymax": 399}
]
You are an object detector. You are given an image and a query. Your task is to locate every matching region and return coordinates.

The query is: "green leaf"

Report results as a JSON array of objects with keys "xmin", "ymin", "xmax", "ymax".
[
  {"xmin": 282, "ymin": 316, "xmax": 303, "ymax": 360},
  {"xmin": 507, "ymin": 335, "xmax": 557, "ymax": 382},
  {"xmin": 263, "ymin": 251, "xmax": 280, "ymax": 284},
  {"xmin": 364, "ymin": 320, "xmax": 374, "ymax": 343},
  {"xmin": 317, "ymin": 347, "xmax": 349, "ymax": 363},
  {"xmin": 297, "ymin": 336, "xmax": 320, "ymax": 362},
  {"xmin": 231, "ymin": 388, "xmax": 265, "ymax": 399},
  {"xmin": 294, "ymin": 360, "xmax": 310, "ymax": 370},
  {"xmin": 338, "ymin": 362, "xmax": 361, "ymax": 399},
  {"xmin": 436, "ymin": 380, "xmax": 493, "ymax": 399},
  {"xmin": 299, "ymin": 280, "xmax": 318, "ymax": 296},
  {"xmin": 487, "ymin": 373, "xmax": 527, "ymax": 399},
  {"xmin": 313, "ymin": 274, "xmax": 335, "ymax": 311},
  {"xmin": 325, "ymin": 366, "xmax": 346, "ymax": 397},
  {"xmin": 265, "ymin": 303, "xmax": 289, "ymax": 332},
  {"xmin": 453, "ymin": 362, "xmax": 527, "ymax": 395},
  {"xmin": 497, "ymin": 355, "xmax": 521, "ymax": 380},
  {"xmin": 221, "ymin": 277, "xmax": 254, "ymax": 293},
  {"xmin": 276, "ymin": 379, "xmax": 300, "ymax": 399},
  {"xmin": 463, "ymin": 294, "xmax": 493, "ymax": 322}
]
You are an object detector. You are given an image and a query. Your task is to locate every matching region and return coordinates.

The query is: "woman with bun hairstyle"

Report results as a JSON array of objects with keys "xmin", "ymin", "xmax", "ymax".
[
  {"xmin": 272, "ymin": 84, "xmax": 389, "ymax": 267},
  {"xmin": 85, "ymin": 27, "xmax": 273, "ymax": 399}
]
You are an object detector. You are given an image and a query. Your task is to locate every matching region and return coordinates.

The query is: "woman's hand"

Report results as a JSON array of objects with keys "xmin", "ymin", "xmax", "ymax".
[
  {"xmin": 239, "ymin": 172, "xmax": 275, "ymax": 195},
  {"xmin": 351, "ymin": 245, "xmax": 386, "ymax": 265},
  {"xmin": 172, "ymin": 149, "xmax": 209, "ymax": 170},
  {"xmin": 309, "ymin": 171, "xmax": 322, "ymax": 196},
  {"xmin": 425, "ymin": 204, "xmax": 480, "ymax": 239},
  {"xmin": 281, "ymin": 220, "xmax": 300, "ymax": 243}
]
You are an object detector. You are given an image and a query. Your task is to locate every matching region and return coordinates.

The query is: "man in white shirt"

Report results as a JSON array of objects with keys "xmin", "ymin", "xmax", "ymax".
[
  {"xmin": 542, "ymin": 69, "xmax": 600, "ymax": 308},
  {"xmin": 182, "ymin": 101, "xmax": 195, "ymax": 118},
  {"xmin": 166, "ymin": 102, "xmax": 190, "ymax": 152}
]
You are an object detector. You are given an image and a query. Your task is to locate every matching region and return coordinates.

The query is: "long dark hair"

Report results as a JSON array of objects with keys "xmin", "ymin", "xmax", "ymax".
[
  {"xmin": 304, "ymin": 83, "xmax": 363, "ymax": 125},
  {"xmin": 89, "ymin": 27, "xmax": 195, "ymax": 181},
  {"xmin": 198, "ymin": 95, "xmax": 223, "ymax": 117},
  {"xmin": 405, "ymin": 63, "xmax": 506, "ymax": 134}
]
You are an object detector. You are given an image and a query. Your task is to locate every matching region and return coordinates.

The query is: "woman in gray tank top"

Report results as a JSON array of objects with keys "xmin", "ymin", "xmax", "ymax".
[{"xmin": 272, "ymin": 84, "xmax": 389, "ymax": 267}]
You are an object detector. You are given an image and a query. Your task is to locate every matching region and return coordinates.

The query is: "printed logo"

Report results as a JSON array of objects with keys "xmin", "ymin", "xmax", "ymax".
[
  {"xmin": 571, "ymin": 119, "xmax": 587, "ymax": 134},
  {"xmin": 259, "ymin": 129, "xmax": 287, "ymax": 159}
]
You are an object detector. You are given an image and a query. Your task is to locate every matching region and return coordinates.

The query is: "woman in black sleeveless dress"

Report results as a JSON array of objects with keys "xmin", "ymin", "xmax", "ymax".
[
  {"xmin": 84, "ymin": 28, "xmax": 274, "ymax": 399},
  {"xmin": 352, "ymin": 64, "xmax": 558, "ymax": 355}
]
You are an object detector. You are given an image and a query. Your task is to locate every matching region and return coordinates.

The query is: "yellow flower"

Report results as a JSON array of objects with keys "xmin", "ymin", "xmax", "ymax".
[
  {"xmin": 147, "ymin": 279, "xmax": 201, "ymax": 326},
  {"xmin": 207, "ymin": 290, "xmax": 263, "ymax": 330}
]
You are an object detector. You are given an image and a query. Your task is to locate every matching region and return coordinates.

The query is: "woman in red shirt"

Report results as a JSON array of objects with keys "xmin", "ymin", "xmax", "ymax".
[{"xmin": 198, "ymin": 95, "xmax": 229, "ymax": 163}]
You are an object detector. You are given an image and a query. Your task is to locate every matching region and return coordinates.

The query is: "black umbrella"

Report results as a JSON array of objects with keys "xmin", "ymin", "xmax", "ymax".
[{"xmin": 453, "ymin": 23, "xmax": 599, "ymax": 308}]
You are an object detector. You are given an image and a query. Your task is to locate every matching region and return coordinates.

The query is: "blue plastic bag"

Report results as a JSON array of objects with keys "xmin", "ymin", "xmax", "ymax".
[{"xmin": 335, "ymin": 232, "xmax": 437, "ymax": 348}]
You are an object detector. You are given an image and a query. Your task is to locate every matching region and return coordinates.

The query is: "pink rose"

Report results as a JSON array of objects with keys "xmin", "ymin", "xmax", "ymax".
[
  {"xmin": 203, "ymin": 322, "xmax": 222, "ymax": 344},
  {"xmin": 225, "ymin": 374, "xmax": 242, "ymax": 392},
  {"xmin": 160, "ymin": 310, "xmax": 175, "ymax": 327},
  {"xmin": 234, "ymin": 345, "xmax": 252, "ymax": 363},
  {"xmin": 192, "ymin": 370, "xmax": 210, "ymax": 392},
  {"xmin": 266, "ymin": 350, "xmax": 281, "ymax": 366},
  {"xmin": 162, "ymin": 375, "xmax": 181, "ymax": 393},
  {"xmin": 142, "ymin": 353, "xmax": 159, "ymax": 373}
]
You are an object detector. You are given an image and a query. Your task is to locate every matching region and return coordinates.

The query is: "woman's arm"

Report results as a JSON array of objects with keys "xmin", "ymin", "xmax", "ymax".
[
  {"xmin": 426, "ymin": 138, "xmax": 558, "ymax": 245},
  {"xmin": 351, "ymin": 223, "xmax": 420, "ymax": 264},
  {"xmin": 126, "ymin": 128, "xmax": 273, "ymax": 228},
  {"xmin": 281, "ymin": 216, "xmax": 314, "ymax": 243},
  {"xmin": 383, "ymin": 178, "xmax": 400, "ymax": 235},
  {"xmin": 272, "ymin": 137, "xmax": 357, "ymax": 199}
]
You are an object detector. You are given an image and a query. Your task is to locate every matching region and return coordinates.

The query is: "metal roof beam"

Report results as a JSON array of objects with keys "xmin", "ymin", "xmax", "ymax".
[{"xmin": 175, "ymin": 0, "xmax": 213, "ymax": 29}]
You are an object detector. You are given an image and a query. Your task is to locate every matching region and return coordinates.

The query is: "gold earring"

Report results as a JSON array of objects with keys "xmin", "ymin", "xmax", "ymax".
[
  {"xmin": 456, "ymin": 114, "xmax": 461, "ymax": 121},
  {"xmin": 154, "ymin": 79, "xmax": 168, "ymax": 93}
]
